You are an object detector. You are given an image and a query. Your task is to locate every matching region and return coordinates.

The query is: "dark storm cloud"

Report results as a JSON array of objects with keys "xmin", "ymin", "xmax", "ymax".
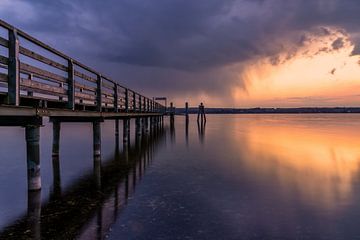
[{"xmin": 1, "ymin": 0, "xmax": 360, "ymax": 104}]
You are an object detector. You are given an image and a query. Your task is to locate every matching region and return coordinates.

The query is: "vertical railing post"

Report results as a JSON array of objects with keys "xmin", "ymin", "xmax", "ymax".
[
  {"xmin": 114, "ymin": 83, "xmax": 118, "ymax": 113},
  {"xmin": 133, "ymin": 92, "xmax": 136, "ymax": 112},
  {"xmin": 125, "ymin": 88, "xmax": 129, "ymax": 112},
  {"xmin": 96, "ymin": 74, "xmax": 102, "ymax": 112},
  {"xmin": 143, "ymin": 97, "xmax": 146, "ymax": 112},
  {"xmin": 139, "ymin": 95, "xmax": 142, "ymax": 112},
  {"xmin": 8, "ymin": 28, "xmax": 20, "ymax": 106},
  {"xmin": 67, "ymin": 59, "xmax": 75, "ymax": 110},
  {"xmin": 147, "ymin": 99, "xmax": 149, "ymax": 112}
]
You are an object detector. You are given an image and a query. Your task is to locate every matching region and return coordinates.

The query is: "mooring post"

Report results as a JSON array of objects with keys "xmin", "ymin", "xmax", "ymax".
[
  {"xmin": 25, "ymin": 125, "xmax": 41, "ymax": 191},
  {"xmin": 185, "ymin": 102, "xmax": 189, "ymax": 124},
  {"xmin": 197, "ymin": 102, "xmax": 206, "ymax": 123},
  {"xmin": 93, "ymin": 121, "xmax": 101, "ymax": 156},
  {"xmin": 52, "ymin": 121, "xmax": 61, "ymax": 156}
]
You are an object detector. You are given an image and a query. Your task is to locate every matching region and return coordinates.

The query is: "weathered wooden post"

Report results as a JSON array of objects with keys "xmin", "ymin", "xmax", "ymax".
[
  {"xmin": 125, "ymin": 89, "xmax": 129, "ymax": 112},
  {"xmin": 133, "ymin": 92, "xmax": 136, "ymax": 112},
  {"xmin": 52, "ymin": 121, "xmax": 60, "ymax": 156},
  {"xmin": 67, "ymin": 59, "xmax": 75, "ymax": 110},
  {"xmin": 197, "ymin": 102, "xmax": 206, "ymax": 123},
  {"xmin": 93, "ymin": 121, "xmax": 101, "ymax": 156},
  {"xmin": 8, "ymin": 28, "xmax": 20, "ymax": 106},
  {"xmin": 114, "ymin": 84, "xmax": 118, "ymax": 112},
  {"xmin": 25, "ymin": 125, "xmax": 41, "ymax": 191},
  {"xmin": 96, "ymin": 75, "xmax": 102, "ymax": 112}
]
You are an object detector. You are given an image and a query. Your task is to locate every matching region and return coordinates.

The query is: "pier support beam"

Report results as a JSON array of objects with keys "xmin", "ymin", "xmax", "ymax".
[
  {"xmin": 25, "ymin": 125, "xmax": 41, "ymax": 191},
  {"xmin": 123, "ymin": 118, "xmax": 130, "ymax": 143},
  {"xmin": 115, "ymin": 119, "xmax": 119, "ymax": 151},
  {"xmin": 135, "ymin": 118, "xmax": 141, "ymax": 136},
  {"xmin": 93, "ymin": 121, "xmax": 101, "ymax": 156},
  {"xmin": 115, "ymin": 119, "xmax": 119, "ymax": 138},
  {"xmin": 52, "ymin": 121, "xmax": 60, "ymax": 156}
]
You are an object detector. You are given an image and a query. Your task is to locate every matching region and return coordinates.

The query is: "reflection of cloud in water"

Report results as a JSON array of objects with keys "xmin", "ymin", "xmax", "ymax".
[{"xmin": 239, "ymin": 116, "xmax": 360, "ymax": 210}]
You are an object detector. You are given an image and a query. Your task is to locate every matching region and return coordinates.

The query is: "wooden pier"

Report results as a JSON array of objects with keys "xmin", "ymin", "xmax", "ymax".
[{"xmin": 0, "ymin": 19, "xmax": 166, "ymax": 191}]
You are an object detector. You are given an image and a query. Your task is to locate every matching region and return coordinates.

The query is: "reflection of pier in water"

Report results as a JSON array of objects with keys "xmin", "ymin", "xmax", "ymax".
[{"xmin": 0, "ymin": 124, "xmax": 167, "ymax": 240}]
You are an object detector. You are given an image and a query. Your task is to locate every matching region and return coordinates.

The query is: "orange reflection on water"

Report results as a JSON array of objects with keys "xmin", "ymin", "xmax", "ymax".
[{"xmin": 239, "ymin": 116, "xmax": 360, "ymax": 210}]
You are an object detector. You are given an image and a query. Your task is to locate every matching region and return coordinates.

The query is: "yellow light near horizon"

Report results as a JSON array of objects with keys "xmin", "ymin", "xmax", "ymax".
[{"xmin": 233, "ymin": 29, "xmax": 360, "ymax": 107}]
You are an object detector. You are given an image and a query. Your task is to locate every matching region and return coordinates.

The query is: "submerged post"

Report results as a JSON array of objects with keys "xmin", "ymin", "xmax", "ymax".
[
  {"xmin": 93, "ymin": 121, "xmax": 101, "ymax": 156},
  {"xmin": 25, "ymin": 125, "xmax": 41, "ymax": 191},
  {"xmin": 52, "ymin": 121, "xmax": 60, "ymax": 156}
]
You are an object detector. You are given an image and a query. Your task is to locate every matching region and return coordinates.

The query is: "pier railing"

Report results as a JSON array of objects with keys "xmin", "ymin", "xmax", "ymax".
[{"xmin": 0, "ymin": 19, "xmax": 165, "ymax": 113}]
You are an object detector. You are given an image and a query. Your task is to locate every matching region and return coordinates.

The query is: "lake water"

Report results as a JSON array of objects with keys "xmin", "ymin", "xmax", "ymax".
[{"xmin": 1, "ymin": 114, "xmax": 360, "ymax": 239}]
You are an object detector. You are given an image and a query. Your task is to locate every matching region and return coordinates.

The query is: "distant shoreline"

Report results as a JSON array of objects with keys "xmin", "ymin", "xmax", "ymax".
[{"xmin": 175, "ymin": 107, "xmax": 360, "ymax": 114}]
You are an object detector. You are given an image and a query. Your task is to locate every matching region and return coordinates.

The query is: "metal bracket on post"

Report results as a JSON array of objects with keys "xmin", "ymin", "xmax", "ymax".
[
  {"xmin": 96, "ymin": 74, "xmax": 102, "ymax": 112},
  {"xmin": 8, "ymin": 28, "xmax": 20, "ymax": 106},
  {"xmin": 67, "ymin": 59, "xmax": 75, "ymax": 110}
]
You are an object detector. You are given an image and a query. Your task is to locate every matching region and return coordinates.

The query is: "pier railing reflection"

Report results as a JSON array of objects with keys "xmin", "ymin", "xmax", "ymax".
[{"xmin": 0, "ymin": 124, "xmax": 167, "ymax": 240}]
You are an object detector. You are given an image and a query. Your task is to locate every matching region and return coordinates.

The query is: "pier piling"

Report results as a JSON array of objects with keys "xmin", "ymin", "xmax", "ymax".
[
  {"xmin": 93, "ymin": 121, "xmax": 101, "ymax": 156},
  {"xmin": 52, "ymin": 121, "xmax": 60, "ymax": 156},
  {"xmin": 123, "ymin": 119, "xmax": 130, "ymax": 143},
  {"xmin": 25, "ymin": 125, "xmax": 41, "ymax": 191}
]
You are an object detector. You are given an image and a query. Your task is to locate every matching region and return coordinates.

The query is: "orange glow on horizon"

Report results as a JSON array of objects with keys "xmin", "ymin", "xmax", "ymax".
[{"xmin": 232, "ymin": 27, "xmax": 360, "ymax": 107}]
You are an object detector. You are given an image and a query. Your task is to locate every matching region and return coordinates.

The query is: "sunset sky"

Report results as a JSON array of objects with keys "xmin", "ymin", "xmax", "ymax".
[{"xmin": 1, "ymin": 0, "xmax": 360, "ymax": 107}]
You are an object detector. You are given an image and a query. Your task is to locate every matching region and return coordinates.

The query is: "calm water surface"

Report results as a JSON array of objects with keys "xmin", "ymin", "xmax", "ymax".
[{"xmin": 1, "ymin": 114, "xmax": 360, "ymax": 239}]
